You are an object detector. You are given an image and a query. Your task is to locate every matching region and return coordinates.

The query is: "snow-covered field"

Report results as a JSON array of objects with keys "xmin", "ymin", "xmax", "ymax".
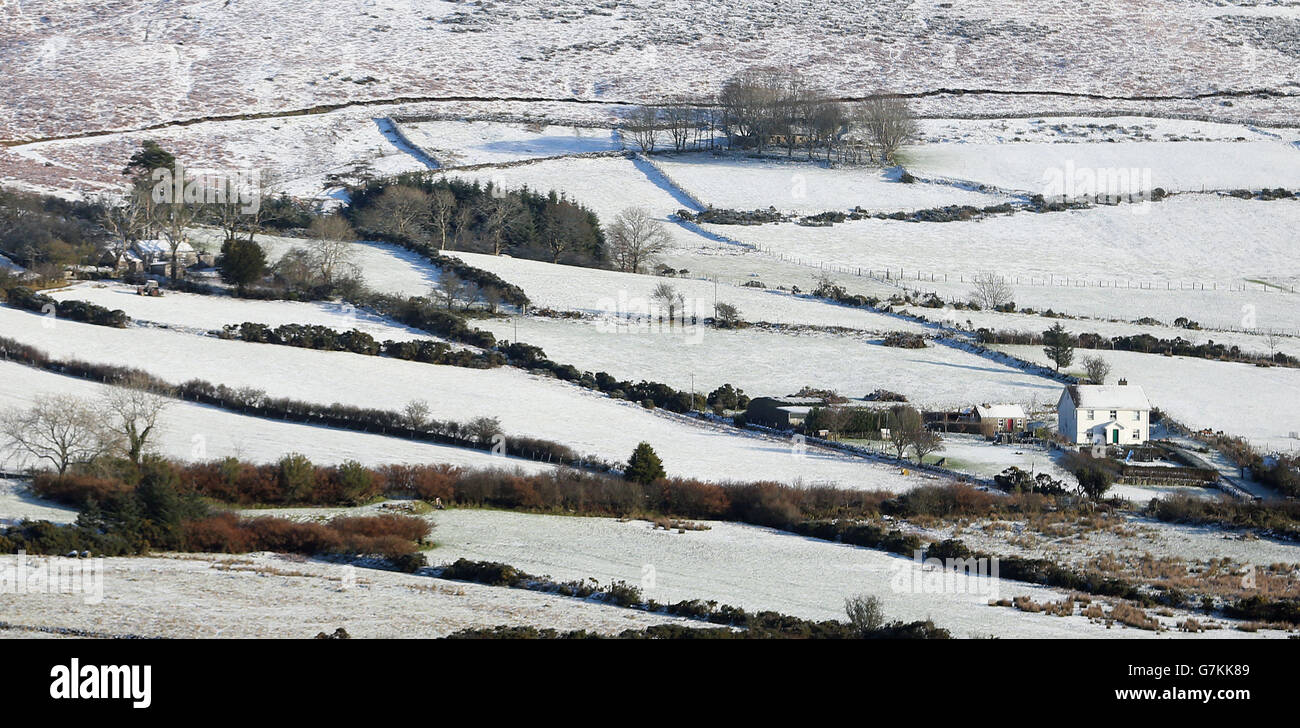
[
  {"xmin": 0, "ymin": 552, "xmax": 697, "ymax": 639},
  {"xmin": 0, "ymin": 306, "xmax": 928, "ymax": 489},
  {"xmin": 653, "ymin": 154, "xmax": 1011, "ymax": 213},
  {"xmin": 47, "ymin": 281, "xmax": 437, "ymax": 342},
  {"xmin": 476, "ymin": 315, "xmax": 1061, "ymax": 408},
  {"xmin": 0, "ymin": 361, "xmax": 551, "ymax": 473},
  {"xmin": 906, "ymin": 140, "xmax": 1300, "ymax": 194},
  {"xmin": 190, "ymin": 229, "xmax": 445, "ymax": 298},
  {"xmin": 399, "ymin": 120, "xmax": 622, "ymax": 167},
  {"xmin": 0, "ymin": 480, "xmax": 79, "ymax": 526},
  {"xmin": 445, "ymin": 249, "xmax": 927, "ymax": 331},
  {"xmin": 427, "ymin": 508, "xmax": 1277, "ymax": 638},
  {"xmin": 701, "ymin": 195, "xmax": 1300, "ymax": 289},
  {"xmin": 999, "ymin": 345, "xmax": 1300, "ymax": 454},
  {"xmin": 919, "ymin": 117, "xmax": 1293, "ymax": 146}
]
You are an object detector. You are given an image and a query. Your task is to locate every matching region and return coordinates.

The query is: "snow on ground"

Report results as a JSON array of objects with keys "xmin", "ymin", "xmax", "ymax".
[
  {"xmin": 191, "ymin": 228, "xmax": 443, "ymax": 299},
  {"xmin": 905, "ymin": 139, "xmax": 1300, "ymax": 193},
  {"xmin": 652, "ymin": 154, "xmax": 1011, "ymax": 213},
  {"xmin": 919, "ymin": 117, "xmax": 1291, "ymax": 146},
  {"xmin": 998, "ymin": 345, "xmax": 1300, "ymax": 454},
  {"xmin": 0, "ymin": 307, "xmax": 929, "ymax": 489},
  {"xmin": 441, "ymin": 154, "xmax": 707, "ymax": 250},
  {"xmin": 47, "ymin": 281, "xmax": 438, "ymax": 342},
  {"xmin": 445, "ymin": 250, "xmax": 928, "ymax": 331},
  {"xmin": 650, "ymin": 239, "xmax": 1300, "ymax": 333},
  {"xmin": 427, "ymin": 508, "xmax": 1274, "ymax": 638},
  {"xmin": 0, "ymin": 552, "xmax": 697, "ymax": 639},
  {"xmin": 0, "ymin": 361, "xmax": 552, "ymax": 473},
  {"xmin": 8, "ymin": 0, "xmax": 1296, "ymax": 144},
  {"xmin": 922, "ymin": 305, "xmax": 1298, "ymax": 360},
  {"xmin": 702, "ymin": 195, "xmax": 1300, "ymax": 289},
  {"xmin": 0, "ymin": 480, "xmax": 79, "ymax": 526},
  {"xmin": 475, "ymin": 315, "xmax": 1061, "ymax": 408},
  {"xmin": 399, "ymin": 120, "xmax": 623, "ymax": 167}
]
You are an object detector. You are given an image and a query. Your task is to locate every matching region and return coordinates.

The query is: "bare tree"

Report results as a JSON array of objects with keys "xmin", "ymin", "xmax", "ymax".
[
  {"xmin": 606, "ymin": 207, "xmax": 672, "ymax": 273},
  {"xmin": 661, "ymin": 101, "xmax": 698, "ymax": 152},
  {"xmin": 306, "ymin": 215, "xmax": 359, "ymax": 286},
  {"xmin": 855, "ymin": 96, "xmax": 919, "ymax": 165},
  {"xmin": 1082, "ymin": 355, "xmax": 1111, "ymax": 384},
  {"xmin": 651, "ymin": 282, "xmax": 683, "ymax": 325},
  {"xmin": 1265, "ymin": 330, "xmax": 1281, "ymax": 361},
  {"xmin": 153, "ymin": 196, "xmax": 199, "ymax": 280},
  {"xmin": 479, "ymin": 193, "xmax": 522, "ymax": 256},
  {"xmin": 908, "ymin": 428, "xmax": 944, "ymax": 464},
  {"xmin": 433, "ymin": 269, "xmax": 470, "ymax": 311},
  {"xmin": 0, "ymin": 395, "xmax": 115, "ymax": 473},
  {"xmin": 625, "ymin": 105, "xmax": 660, "ymax": 153},
  {"xmin": 357, "ymin": 185, "xmax": 431, "ymax": 240},
  {"xmin": 98, "ymin": 185, "xmax": 150, "ymax": 270},
  {"xmin": 969, "ymin": 272, "xmax": 1014, "ymax": 310},
  {"xmin": 102, "ymin": 376, "xmax": 173, "ymax": 464},
  {"xmin": 886, "ymin": 407, "xmax": 923, "ymax": 460},
  {"xmin": 402, "ymin": 400, "xmax": 431, "ymax": 431},
  {"xmin": 429, "ymin": 188, "xmax": 457, "ymax": 251},
  {"xmin": 713, "ymin": 301, "xmax": 741, "ymax": 328}
]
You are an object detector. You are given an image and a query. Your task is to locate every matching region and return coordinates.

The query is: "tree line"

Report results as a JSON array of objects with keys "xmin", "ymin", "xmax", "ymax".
[{"xmin": 624, "ymin": 67, "xmax": 920, "ymax": 164}]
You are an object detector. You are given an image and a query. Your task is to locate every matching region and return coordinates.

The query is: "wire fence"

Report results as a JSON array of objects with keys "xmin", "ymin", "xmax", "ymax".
[{"xmin": 744, "ymin": 244, "xmax": 1296, "ymax": 293}]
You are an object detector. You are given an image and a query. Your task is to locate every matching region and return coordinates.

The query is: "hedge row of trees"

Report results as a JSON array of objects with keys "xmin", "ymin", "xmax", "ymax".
[
  {"xmin": 346, "ymin": 175, "xmax": 606, "ymax": 267},
  {"xmin": 976, "ymin": 326, "xmax": 1296, "ymax": 368},
  {"xmin": 2, "ymin": 285, "xmax": 128, "ymax": 328},
  {"xmin": 219, "ymin": 321, "xmax": 506, "ymax": 369},
  {"xmin": 624, "ymin": 67, "xmax": 920, "ymax": 165}
]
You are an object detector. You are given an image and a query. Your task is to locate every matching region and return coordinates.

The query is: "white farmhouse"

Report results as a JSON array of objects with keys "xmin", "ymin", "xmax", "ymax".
[{"xmin": 1057, "ymin": 380, "xmax": 1151, "ymax": 446}]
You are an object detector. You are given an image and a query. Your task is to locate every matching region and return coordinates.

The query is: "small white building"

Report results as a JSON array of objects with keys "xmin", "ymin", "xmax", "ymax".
[
  {"xmin": 131, "ymin": 239, "xmax": 198, "ymax": 274},
  {"xmin": 973, "ymin": 403, "xmax": 1028, "ymax": 433},
  {"xmin": 1057, "ymin": 380, "xmax": 1151, "ymax": 446}
]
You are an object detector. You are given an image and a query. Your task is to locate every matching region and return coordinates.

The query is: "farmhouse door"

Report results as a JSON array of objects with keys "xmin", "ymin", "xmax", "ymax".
[{"xmin": 1112, "ymin": 429, "xmax": 1119, "ymax": 444}]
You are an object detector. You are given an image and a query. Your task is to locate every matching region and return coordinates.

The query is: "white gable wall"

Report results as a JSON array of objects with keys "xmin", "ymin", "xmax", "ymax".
[{"xmin": 1057, "ymin": 387, "xmax": 1150, "ymax": 445}]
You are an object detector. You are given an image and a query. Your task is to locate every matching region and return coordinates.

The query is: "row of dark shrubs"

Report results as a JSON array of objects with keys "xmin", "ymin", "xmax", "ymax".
[
  {"xmin": 437, "ymin": 559, "xmax": 951, "ymax": 639},
  {"xmin": 220, "ymin": 321, "xmax": 506, "ymax": 368},
  {"xmin": 5, "ymin": 457, "xmax": 430, "ymax": 570},
  {"xmin": 974, "ymin": 327, "xmax": 1297, "ymax": 367},
  {"xmin": 2, "ymin": 286, "xmax": 128, "ymax": 328}
]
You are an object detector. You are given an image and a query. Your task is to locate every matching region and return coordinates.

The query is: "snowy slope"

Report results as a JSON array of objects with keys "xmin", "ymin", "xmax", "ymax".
[
  {"xmin": 429, "ymin": 509, "xmax": 1276, "ymax": 638},
  {"xmin": 475, "ymin": 314, "xmax": 1062, "ymax": 408},
  {"xmin": 47, "ymin": 281, "xmax": 438, "ymax": 342},
  {"xmin": 0, "ymin": 361, "xmax": 552, "ymax": 473},
  {"xmin": 654, "ymin": 154, "xmax": 1010, "ymax": 213},
  {"xmin": 0, "ymin": 307, "xmax": 929, "ymax": 489}
]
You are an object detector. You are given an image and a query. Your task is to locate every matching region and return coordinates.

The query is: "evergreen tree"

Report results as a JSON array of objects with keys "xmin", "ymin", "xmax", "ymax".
[
  {"xmin": 1043, "ymin": 322, "xmax": 1076, "ymax": 372},
  {"xmin": 217, "ymin": 237, "xmax": 268, "ymax": 293},
  {"xmin": 624, "ymin": 442, "xmax": 666, "ymax": 484},
  {"xmin": 122, "ymin": 140, "xmax": 176, "ymax": 180}
]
